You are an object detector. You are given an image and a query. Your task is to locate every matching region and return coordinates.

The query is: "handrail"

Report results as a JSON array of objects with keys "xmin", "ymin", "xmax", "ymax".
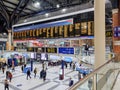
[{"xmin": 68, "ymin": 58, "xmax": 114, "ymax": 90}]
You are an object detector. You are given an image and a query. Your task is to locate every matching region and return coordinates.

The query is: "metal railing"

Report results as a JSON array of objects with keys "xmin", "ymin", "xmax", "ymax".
[{"xmin": 68, "ymin": 58, "xmax": 120, "ymax": 90}]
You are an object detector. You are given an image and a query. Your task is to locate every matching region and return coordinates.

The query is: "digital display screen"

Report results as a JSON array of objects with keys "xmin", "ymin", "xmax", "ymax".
[
  {"xmin": 41, "ymin": 53, "xmax": 48, "ymax": 60},
  {"xmin": 59, "ymin": 47, "xmax": 74, "ymax": 54},
  {"xmin": 46, "ymin": 47, "xmax": 57, "ymax": 53}
]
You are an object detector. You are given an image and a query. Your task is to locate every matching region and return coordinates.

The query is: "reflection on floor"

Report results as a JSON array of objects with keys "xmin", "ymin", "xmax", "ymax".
[{"xmin": 0, "ymin": 62, "xmax": 92, "ymax": 90}]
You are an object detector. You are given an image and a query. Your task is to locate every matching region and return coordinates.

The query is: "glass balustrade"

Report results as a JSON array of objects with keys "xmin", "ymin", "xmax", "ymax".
[{"xmin": 68, "ymin": 58, "xmax": 120, "ymax": 90}]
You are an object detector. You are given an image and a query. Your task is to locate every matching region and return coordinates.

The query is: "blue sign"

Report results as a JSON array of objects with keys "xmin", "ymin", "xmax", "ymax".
[
  {"xmin": 13, "ymin": 19, "xmax": 73, "ymax": 32},
  {"xmin": 63, "ymin": 57, "xmax": 72, "ymax": 62},
  {"xmin": 59, "ymin": 47, "xmax": 74, "ymax": 54},
  {"xmin": 114, "ymin": 27, "xmax": 120, "ymax": 37}
]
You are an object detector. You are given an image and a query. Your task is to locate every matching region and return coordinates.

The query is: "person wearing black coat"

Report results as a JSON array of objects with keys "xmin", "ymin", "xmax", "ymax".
[
  {"xmin": 42, "ymin": 70, "xmax": 46, "ymax": 81},
  {"xmin": 26, "ymin": 69, "xmax": 31, "ymax": 80}
]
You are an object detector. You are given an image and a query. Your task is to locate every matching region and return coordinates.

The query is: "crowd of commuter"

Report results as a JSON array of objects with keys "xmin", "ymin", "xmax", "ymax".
[{"xmin": 0, "ymin": 59, "xmax": 93, "ymax": 90}]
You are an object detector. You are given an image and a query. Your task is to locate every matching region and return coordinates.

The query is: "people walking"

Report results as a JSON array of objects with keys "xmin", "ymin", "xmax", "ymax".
[
  {"xmin": 42, "ymin": 70, "xmax": 46, "ymax": 81},
  {"xmin": 6, "ymin": 71, "xmax": 9, "ymax": 79},
  {"xmin": 21, "ymin": 65, "xmax": 24, "ymax": 73},
  {"xmin": 2, "ymin": 66, "xmax": 5, "ymax": 74},
  {"xmin": 34, "ymin": 67, "xmax": 37, "ymax": 78},
  {"xmin": 69, "ymin": 77, "xmax": 74, "ymax": 87},
  {"xmin": 8, "ymin": 72, "xmax": 12, "ymax": 82},
  {"xmin": 40, "ymin": 69, "xmax": 44, "ymax": 79},
  {"xmin": 26, "ymin": 69, "xmax": 31, "ymax": 80},
  {"xmin": 4, "ymin": 79, "xmax": 9, "ymax": 90}
]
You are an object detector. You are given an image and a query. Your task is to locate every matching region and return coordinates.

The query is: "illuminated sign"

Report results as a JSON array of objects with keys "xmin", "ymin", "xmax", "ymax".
[
  {"xmin": 59, "ymin": 47, "xmax": 74, "ymax": 54},
  {"xmin": 46, "ymin": 47, "xmax": 57, "ymax": 53},
  {"xmin": 114, "ymin": 27, "xmax": 120, "ymax": 37},
  {"xmin": 13, "ymin": 20, "xmax": 94, "ymax": 40},
  {"xmin": 13, "ymin": 19, "xmax": 73, "ymax": 32}
]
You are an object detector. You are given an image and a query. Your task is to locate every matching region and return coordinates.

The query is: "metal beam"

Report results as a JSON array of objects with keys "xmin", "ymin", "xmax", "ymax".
[
  {"xmin": 3, "ymin": 0, "xmax": 35, "ymax": 12},
  {"xmin": 0, "ymin": 0, "xmax": 9, "ymax": 28},
  {"xmin": 44, "ymin": 0, "xmax": 54, "ymax": 7}
]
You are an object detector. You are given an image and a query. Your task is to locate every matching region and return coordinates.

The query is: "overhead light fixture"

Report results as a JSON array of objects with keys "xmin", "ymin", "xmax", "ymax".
[
  {"xmin": 62, "ymin": 8, "xmax": 67, "ymax": 13},
  {"xmin": 56, "ymin": 4, "xmax": 60, "ymax": 8},
  {"xmin": 45, "ymin": 13, "xmax": 49, "ymax": 17},
  {"xmin": 24, "ymin": 19, "xmax": 27, "ymax": 22},
  {"xmin": 33, "ymin": 1, "xmax": 40, "ymax": 8}
]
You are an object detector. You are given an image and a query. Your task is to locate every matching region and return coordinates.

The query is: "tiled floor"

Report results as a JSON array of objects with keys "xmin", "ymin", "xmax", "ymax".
[
  {"xmin": 0, "ymin": 63, "xmax": 83, "ymax": 90},
  {"xmin": 113, "ymin": 72, "xmax": 120, "ymax": 90}
]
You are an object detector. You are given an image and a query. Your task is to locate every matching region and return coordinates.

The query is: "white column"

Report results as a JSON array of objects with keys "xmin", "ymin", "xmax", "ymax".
[
  {"xmin": 94, "ymin": 0, "xmax": 106, "ymax": 68},
  {"xmin": 8, "ymin": 30, "xmax": 12, "ymax": 51}
]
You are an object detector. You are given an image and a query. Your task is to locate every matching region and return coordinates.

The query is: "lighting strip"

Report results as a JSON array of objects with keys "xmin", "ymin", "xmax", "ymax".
[{"xmin": 13, "ymin": 7, "xmax": 94, "ymax": 27}]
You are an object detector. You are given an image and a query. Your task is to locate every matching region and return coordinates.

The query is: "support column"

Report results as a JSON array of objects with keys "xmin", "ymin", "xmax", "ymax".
[
  {"xmin": 94, "ymin": 0, "xmax": 106, "ymax": 68},
  {"xmin": 7, "ymin": 30, "xmax": 12, "ymax": 51}
]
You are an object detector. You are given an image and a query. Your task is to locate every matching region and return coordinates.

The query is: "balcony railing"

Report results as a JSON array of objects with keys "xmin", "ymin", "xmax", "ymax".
[{"xmin": 68, "ymin": 58, "xmax": 120, "ymax": 90}]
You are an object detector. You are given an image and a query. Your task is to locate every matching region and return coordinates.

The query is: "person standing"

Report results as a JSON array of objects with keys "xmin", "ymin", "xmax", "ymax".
[
  {"xmin": 40, "ymin": 69, "xmax": 44, "ymax": 79},
  {"xmin": 42, "ymin": 70, "xmax": 46, "ymax": 81},
  {"xmin": 34, "ymin": 67, "xmax": 37, "ymax": 78},
  {"xmin": 6, "ymin": 71, "xmax": 9, "ymax": 79},
  {"xmin": 21, "ymin": 65, "xmax": 24, "ymax": 73},
  {"xmin": 26, "ymin": 69, "xmax": 31, "ymax": 80},
  {"xmin": 2, "ymin": 66, "xmax": 5, "ymax": 74},
  {"xmin": 69, "ymin": 77, "xmax": 74, "ymax": 87},
  {"xmin": 8, "ymin": 72, "xmax": 12, "ymax": 82},
  {"xmin": 4, "ymin": 79, "xmax": 9, "ymax": 90}
]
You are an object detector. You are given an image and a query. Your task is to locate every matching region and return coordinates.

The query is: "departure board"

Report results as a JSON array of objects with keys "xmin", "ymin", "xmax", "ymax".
[
  {"xmin": 50, "ymin": 27, "xmax": 54, "ymax": 38},
  {"xmin": 75, "ymin": 23, "xmax": 81, "ymax": 37},
  {"xmin": 43, "ymin": 28, "xmax": 47, "ymax": 38},
  {"xmin": 64, "ymin": 25, "xmax": 69, "ymax": 38},
  {"xmin": 13, "ymin": 21, "xmax": 94, "ymax": 40},
  {"xmin": 47, "ymin": 28, "xmax": 50, "ymax": 38},
  {"xmin": 54, "ymin": 26, "xmax": 58, "ymax": 38},
  {"xmin": 39, "ymin": 29, "xmax": 42, "ymax": 38},
  {"xmin": 27, "ymin": 47, "xmax": 34, "ymax": 52},
  {"xmin": 88, "ymin": 21, "xmax": 94, "ymax": 36},
  {"xmin": 46, "ymin": 47, "xmax": 57, "ymax": 53},
  {"xmin": 81, "ymin": 22, "xmax": 88, "ymax": 36},
  {"xmin": 69, "ymin": 24, "xmax": 75, "ymax": 37},
  {"xmin": 59, "ymin": 26, "xmax": 64, "ymax": 37}
]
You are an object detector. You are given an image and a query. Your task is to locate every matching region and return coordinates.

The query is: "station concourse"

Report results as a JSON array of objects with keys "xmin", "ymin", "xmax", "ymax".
[{"xmin": 0, "ymin": 0, "xmax": 120, "ymax": 90}]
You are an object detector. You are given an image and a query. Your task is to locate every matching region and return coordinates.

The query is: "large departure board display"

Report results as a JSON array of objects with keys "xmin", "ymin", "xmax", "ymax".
[{"xmin": 13, "ymin": 19, "xmax": 94, "ymax": 40}]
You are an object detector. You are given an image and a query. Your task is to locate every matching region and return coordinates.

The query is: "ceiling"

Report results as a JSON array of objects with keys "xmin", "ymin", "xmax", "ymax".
[{"xmin": 0, "ymin": 0, "xmax": 112, "ymax": 33}]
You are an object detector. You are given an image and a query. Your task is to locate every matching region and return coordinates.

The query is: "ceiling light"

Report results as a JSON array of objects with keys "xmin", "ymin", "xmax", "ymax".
[
  {"xmin": 45, "ymin": 13, "xmax": 49, "ymax": 17},
  {"xmin": 62, "ymin": 8, "xmax": 67, "ymax": 13},
  {"xmin": 24, "ymin": 19, "xmax": 27, "ymax": 22},
  {"xmin": 56, "ymin": 4, "xmax": 60, "ymax": 8},
  {"xmin": 33, "ymin": 1, "xmax": 40, "ymax": 8}
]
